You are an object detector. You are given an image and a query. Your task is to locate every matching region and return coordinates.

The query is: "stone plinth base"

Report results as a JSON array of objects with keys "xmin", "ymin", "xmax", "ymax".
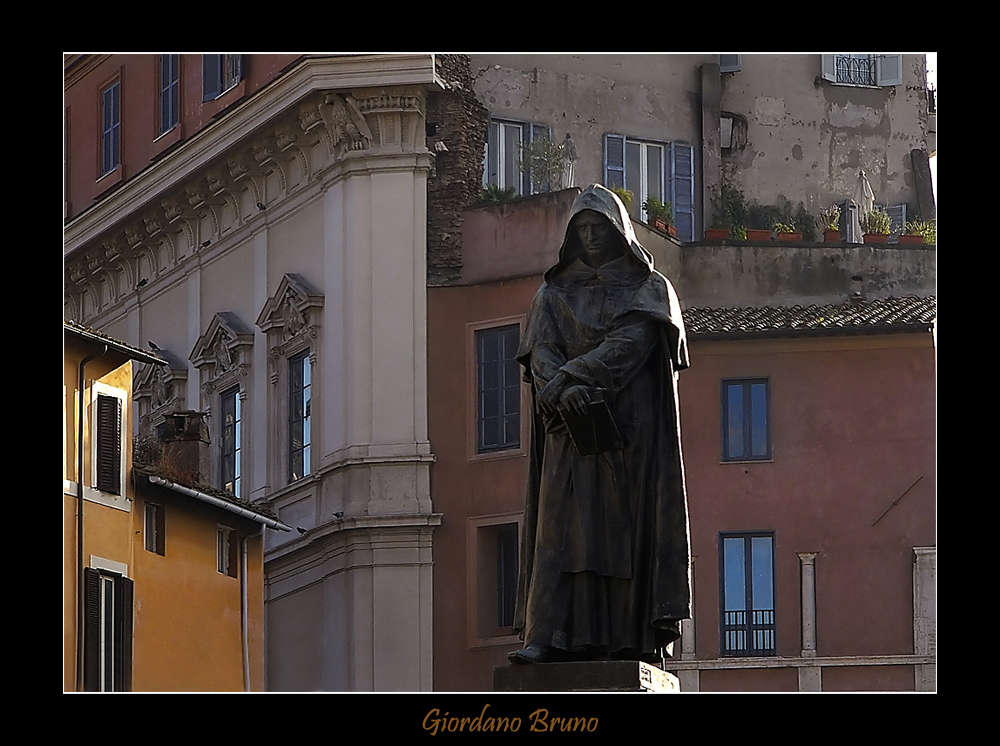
[{"xmin": 494, "ymin": 660, "xmax": 679, "ymax": 692}]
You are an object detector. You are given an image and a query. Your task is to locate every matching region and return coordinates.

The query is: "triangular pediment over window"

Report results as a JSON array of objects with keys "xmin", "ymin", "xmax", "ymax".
[
  {"xmin": 256, "ymin": 273, "xmax": 324, "ymax": 344},
  {"xmin": 191, "ymin": 312, "xmax": 255, "ymax": 393}
]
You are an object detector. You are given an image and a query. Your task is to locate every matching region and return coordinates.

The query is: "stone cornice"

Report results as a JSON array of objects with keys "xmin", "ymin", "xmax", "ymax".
[{"xmin": 65, "ymin": 54, "xmax": 442, "ymax": 256}]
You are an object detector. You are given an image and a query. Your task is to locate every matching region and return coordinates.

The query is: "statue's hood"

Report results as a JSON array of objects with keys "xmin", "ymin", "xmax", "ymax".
[{"xmin": 546, "ymin": 184, "xmax": 655, "ymax": 282}]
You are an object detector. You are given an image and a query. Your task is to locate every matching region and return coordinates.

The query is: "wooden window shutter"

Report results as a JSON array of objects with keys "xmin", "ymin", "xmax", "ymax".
[
  {"xmin": 116, "ymin": 576, "xmax": 134, "ymax": 691},
  {"xmin": 83, "ymin": 568, "xmax": 101, "ymax": 692},
  {"xmin": 96, "ymin": 394, "xmax": 121, "ymax": 494},
  {"xmin": 604, "ymin": 134, "xmax": 626, "ymax": 191},
  {"xmin": 821, "ymin": 54, "xmax": 837, "ymax": 82},
  {"xmin": 877, "ymin": 54, "xmax": 903, "ymax": 86},
  {"xmin": 670, "ymin": 143, "xmax": 695, "ymax": 241}
]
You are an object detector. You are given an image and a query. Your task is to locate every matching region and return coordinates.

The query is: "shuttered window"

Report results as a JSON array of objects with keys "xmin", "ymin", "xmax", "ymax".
[
  {"xmin": 604, "ymin": 134, "xmax": 695, "ymax": 241},
  {"xmin": 84, "ymin": 568, "xmax": 133, "ymax": 692},
  {"xmin": 96, "ymin": 393, "xmax": 122, "ymax": 494}
]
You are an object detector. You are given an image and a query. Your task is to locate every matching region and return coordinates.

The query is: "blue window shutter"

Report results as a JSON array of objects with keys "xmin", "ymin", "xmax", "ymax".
[
  {"xmin": 670, "ymin": 142, "xmax": 694, "ymax": 241},
  {"xmin": 876, "ymin": 54, "xmax": 903, "ymax": 86},
  {"xmin": 604, "ymin": 134, "xmax": 626, "ymax": 191}
]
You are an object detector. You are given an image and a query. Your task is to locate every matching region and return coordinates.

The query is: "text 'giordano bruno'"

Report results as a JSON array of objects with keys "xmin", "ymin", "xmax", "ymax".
[{"xmin": 422, "ymin": 704, "xmax": 598, "ymax": 735}]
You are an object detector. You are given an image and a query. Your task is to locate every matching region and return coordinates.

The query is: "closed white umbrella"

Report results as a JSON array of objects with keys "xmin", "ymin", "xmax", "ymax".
[{"xmin": 850, "ymin": 169, "xmax": 876, "ymax": 239}]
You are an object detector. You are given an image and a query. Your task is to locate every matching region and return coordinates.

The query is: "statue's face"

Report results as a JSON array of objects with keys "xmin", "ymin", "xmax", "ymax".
[{"xmin": 574, "ymin": 210, "xmax": 620, "ymax": 268}]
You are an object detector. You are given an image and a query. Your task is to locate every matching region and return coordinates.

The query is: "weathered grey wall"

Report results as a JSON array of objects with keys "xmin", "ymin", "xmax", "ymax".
[
  {"xmin": 678, "ymin": 244, "xmax": 936, "ymax": 308},
  {"xmin": 718, "ymin": 54, "xmax": 931, "ymax": 217}
]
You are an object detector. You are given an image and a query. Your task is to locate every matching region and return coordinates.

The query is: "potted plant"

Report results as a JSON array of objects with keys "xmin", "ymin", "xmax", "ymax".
[
  {"xmin": 471, "ymin": 184, "xmax": 517, "ymax": 206},
  {"xmin": 642, "ymin": 196, "xmax": 677, "ymax": 237},
  {"xmin": 709, "ymin": 176, "xmax": 749, "ymax": 241},
  {"xmin": 773, "ymin": 221, "xmax": 802, "ymax": 241},
  {"xmin": 820, "ymin": 205, "xmax": 841, "ymax": 242},
  {"xmin": 611, "ymin": 187, "xmax": 634, "ymax": 210},
  {"xmin": 860, "ymin": 208, "xmax": 892, "ymax": 244},
  {"xmin": 900, "ymin": 218, "xmax": 935, "ymax": 245}
]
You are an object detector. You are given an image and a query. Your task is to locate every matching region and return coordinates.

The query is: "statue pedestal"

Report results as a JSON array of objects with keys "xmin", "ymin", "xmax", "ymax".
[{"xmin": 494, "ymin": 660, "xmax": 679, "ymax": 693}]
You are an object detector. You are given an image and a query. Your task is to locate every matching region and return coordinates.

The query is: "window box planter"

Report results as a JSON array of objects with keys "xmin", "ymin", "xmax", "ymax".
[
  {"xmin": 863, "ymin": 233, "xmax": 890, "ymax": 244},
  {"xmin": 823, "ymin": 229, "xmax": 842, "ymax": 242},
  {"xmin": 746, "ymin": 229, "xmax": 772, "ymax": 241},
  {"xmin": 897, "ymin": 234, "xmax": 925, "ymax": 245},
  {"xmin": 653, "ymin": 218, "xmax": 678, "ymax": 238},
  {"xmin": 705, "ymin": 229, "xmax": 730, "ymax": 240},
  {"xmin": 776, "ymin": 231, "xmax": 803, "ymax": 242}
]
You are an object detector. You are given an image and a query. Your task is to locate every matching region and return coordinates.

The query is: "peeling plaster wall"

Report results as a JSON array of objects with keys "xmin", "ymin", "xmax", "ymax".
[
  {"xmin": 470, "ymin": 54, "xmax": 710, "ymax": 191},
  {"xmin": 719, "ymin": 54, "xmax": 930, "ymax": 215}
]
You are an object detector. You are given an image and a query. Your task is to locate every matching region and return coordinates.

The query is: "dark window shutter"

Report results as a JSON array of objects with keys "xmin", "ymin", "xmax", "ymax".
[
  {"xmin": 96, "ymin": 394, "xmax": 121, "ymax": 494},
  {"xmin": 228, "ymin": 531, "xmax": 239, "ymax": 578},
  {"xmin": 117, "ymin": 576, "xmax": 133, "ymax": 692},
  {"xmin": 83, "ymin": 568, "xmax": 101, "ymax": 692}
]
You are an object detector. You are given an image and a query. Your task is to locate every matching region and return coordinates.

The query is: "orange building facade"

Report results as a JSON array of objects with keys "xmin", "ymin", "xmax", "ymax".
[{"xmin": 64, "ymin": 321, "xmax": 289, "ymax": 692}]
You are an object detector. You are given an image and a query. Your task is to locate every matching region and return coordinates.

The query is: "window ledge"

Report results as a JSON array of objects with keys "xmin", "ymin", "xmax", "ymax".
[
  {"xmin": 469, "ymin": 446, "xmax": 527, "ymax": 464},
  {"xmin": 65, "ymin": 480, "xmax": 132, "ymax": 512},
  {"xmin": 720, "ymin": 458, "xmax": 774, "ymax": 465}
]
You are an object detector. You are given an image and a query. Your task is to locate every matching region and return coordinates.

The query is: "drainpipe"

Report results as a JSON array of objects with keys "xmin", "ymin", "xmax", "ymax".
[
  {"xmin": 240, "ymin": 529, "xmax": 260, "ymax": 692},
  {"xmin": 76, "ymin": 344, "xmax": 107, "ymax": 692}
]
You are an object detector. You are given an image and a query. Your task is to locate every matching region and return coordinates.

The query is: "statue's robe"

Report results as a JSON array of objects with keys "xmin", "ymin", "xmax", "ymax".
[{"xmin": 513, "ymin": 185, "xmax": 691, "ymax": 658}]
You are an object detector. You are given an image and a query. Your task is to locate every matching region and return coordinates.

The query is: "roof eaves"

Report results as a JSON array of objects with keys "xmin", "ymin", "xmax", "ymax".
[{"xmin": 64, "ymin": 320, "xmax": 165, "ymax": 366}]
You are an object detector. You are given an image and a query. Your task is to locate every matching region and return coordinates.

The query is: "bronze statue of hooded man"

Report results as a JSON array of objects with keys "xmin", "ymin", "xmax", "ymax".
[{"xmin": 509, "ymin": 184, "xmax": 691, "ymax": 665}]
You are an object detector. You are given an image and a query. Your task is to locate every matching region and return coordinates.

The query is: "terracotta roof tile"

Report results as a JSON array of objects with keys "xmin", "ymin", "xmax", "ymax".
[{"xmin": 683, "ymin": 295, "xmax": 936, "ymax": 339}]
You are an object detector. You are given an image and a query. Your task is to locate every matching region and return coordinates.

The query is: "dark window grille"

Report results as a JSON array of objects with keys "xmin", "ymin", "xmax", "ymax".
[
  {"xmin": 720, "ymin": 533, "xmax": 776, "ymax": 657},
  {"xmin": 476, "ymin": 325, "xmax": 521, "ymax": 453},
  {"xmin": 836, "ymin": 54, "xmax": 876, "ymax": 86}
]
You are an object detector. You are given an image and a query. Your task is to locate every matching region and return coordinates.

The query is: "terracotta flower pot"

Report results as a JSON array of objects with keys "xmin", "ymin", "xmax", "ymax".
[
  {"xmin": 705, "ymin": 229, "xmax": 730, "ymax": 240},
  {"xmin": 863, "ymin": 233, "xmax": 889, "ymax": 244},
  {"xmin": 777, "ymin": 232, "xmax": 803, "ymax": 242},
  {"xmin": 897, "ymin": 234, "xmax": 925, "ymax": 245},
  {"xmin": 746, "ymin": 229, "xmax": 772, "ymax": 241},
  {"xmin": 823, "ymin": 229, "xmax": 842, "ymax": 243}
]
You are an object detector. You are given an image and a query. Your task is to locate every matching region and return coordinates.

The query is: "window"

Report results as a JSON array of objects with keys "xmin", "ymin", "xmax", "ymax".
[
  {"xmin": 159, "ymin": 54, "xmax": 180, "ymax": 134},
  {"xmin": 476, "ymin": 325, "xmax": 521, "ymax": 453},
  {"xmin": 289, "ymin": 350, "xmax": 312, "ymax": 481},
  {"xmin": 100, "ymin": 80, "xmax": 121, "ymax": 176},
  {"xmin": 722, "ymin": 378, "xmax": 770, "ymax": 461},
  {"xmin": 144, "ymin": 502, "xmax": 164, "ymax": 555},
  {"xmin": 203, "ymin": 54, "xmax": 243, "ymax": 101},
  {"xmin": 83, "ymin": 567, "xmax": 133, "ymax": 691},
  {"xmin": 484, "ymin": 119, "xmax": 549, "ymax": 196},
  {"xmin": 821, "ymin": 54, "xmax": 902, "ymax": 87},
  {"xmin": 92, "ymin": 384, "xmax": 126, "ymax": 495},
  {"xmin": 720, "ymin": 532, "xmax": 775, "ymax": 657},
  {"xmin": 469, "ymin": 516, "xmax": 522, "ymax": 643},
  {"xmin": 221, "ymin": 386, "xmax": 242, "ymax": 497},
  {"xmin": 719, "ymin": 54, "xmax": 742, "ymax": 73},
  {"xmin": 494, "ymin": 524, "xmax": 519, "ymax": 629},
  {"xmin": 604, "ymin": 134, "xmax": 694, "ymax": 240},
  {"xmin": 217, "ymin": 527, "xmax": 238, "ymax": 577}
]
